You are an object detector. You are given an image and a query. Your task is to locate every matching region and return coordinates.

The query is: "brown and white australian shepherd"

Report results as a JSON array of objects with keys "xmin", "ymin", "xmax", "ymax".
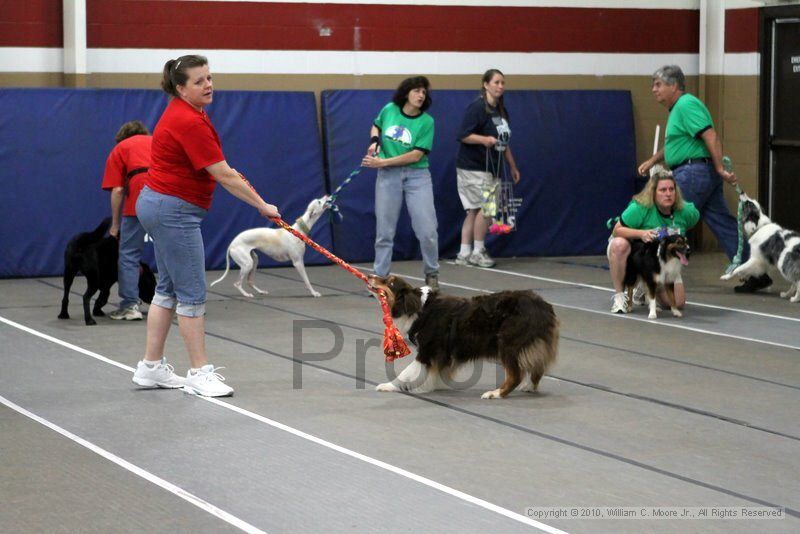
[{"xmin": 368, "ymin": 275, "xmax": 559, "ymax": 399}]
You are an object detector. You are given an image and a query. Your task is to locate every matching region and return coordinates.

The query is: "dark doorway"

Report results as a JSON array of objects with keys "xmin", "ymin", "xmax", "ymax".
[{"xmin": 760, "ymin": 6, "xmax": 800, "ymax": 230}]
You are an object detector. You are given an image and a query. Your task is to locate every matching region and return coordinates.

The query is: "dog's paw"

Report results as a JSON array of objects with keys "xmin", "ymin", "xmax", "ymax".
[
  {"xmin": 93, "ymin": 309, "xmax": 105, "ymax": 317},
  {"xmin": 85, "ymin": 318, "xmax": 97, "ymax": 326},
  {"xmin": 481, "ymin": 388, "xmax": 502, "ymax": 399},
  {"xmin": 720, "ymin": 273, "xmax": 734, "ymax": 281},
  {"xmin": 58, "ymin": 312, "xmax": 69, "ymax": 320},
  {"xmin": 647, "ymin": 311, "xmax": 657, "ymax": 319},
  {"xmin": 780, "ymin": 290, "xmax": 791, "ymax": 299},
  {"xmin": 671, "ymin": 308, "xmax": 682, "ymax": 318},
  {"xmin": 311, "ymin": 291, "xmax": 321, "ymax": 298},
  {"xmin": 791, "ymin": 295, "xmax": 800, "ymax": 303},
  {"xmin": 376, "ymin": 382, "xmax": 400, "ymax": 392}
]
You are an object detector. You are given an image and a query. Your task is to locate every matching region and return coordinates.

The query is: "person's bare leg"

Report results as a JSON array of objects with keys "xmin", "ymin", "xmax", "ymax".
[
  {"xmin": 608, "ymin": 238, "xmax": 631, "ymax": 292},
  {"xmin": 143, "ymin": 303, "xmax": 174, "ymax": 363},
  {"xmin": 460, "ymin": 209, "xmax": 477, "ymax": 245},
  {"xmin": 473, "ymin": 212, "xmax": 489, "ymax": 243},
  {"xmin": 178, "ymin": 315, "xmax": 208, "ymax": 369}
]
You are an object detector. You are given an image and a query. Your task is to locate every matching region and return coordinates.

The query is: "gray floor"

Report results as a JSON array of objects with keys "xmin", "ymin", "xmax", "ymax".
[{"xmin": 1, "ymin": 252, "xmax": 798, "ymax": 533}]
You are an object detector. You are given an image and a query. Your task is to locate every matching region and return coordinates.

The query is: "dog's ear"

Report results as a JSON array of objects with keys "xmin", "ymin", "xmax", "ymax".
[{"xmin": 394, "ymin": 286, "xmax": 422, "ymax": 317}]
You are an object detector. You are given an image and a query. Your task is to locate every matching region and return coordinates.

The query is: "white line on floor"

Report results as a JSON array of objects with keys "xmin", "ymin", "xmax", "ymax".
[
  {"xmin": 0, "ymin": 394, "xmax": 266, "ymax": 534},
  {"xmin": 0, "ymin": 315, "xmax": 565, "ymax": 534},
  {"xmin": 441, "ymin": 260, "xmax": 800, "ymax": 323}
]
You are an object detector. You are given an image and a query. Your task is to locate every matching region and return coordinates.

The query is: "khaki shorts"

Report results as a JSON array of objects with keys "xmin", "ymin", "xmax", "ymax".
[{"xmin": 456, "ymin": 169, "xmax": 494, "ymax": 210}]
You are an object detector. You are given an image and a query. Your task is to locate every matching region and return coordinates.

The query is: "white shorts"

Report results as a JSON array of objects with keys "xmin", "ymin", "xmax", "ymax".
[{"xmin": 456, "ymin": 168, "xmax": 493, "ymax": 210}]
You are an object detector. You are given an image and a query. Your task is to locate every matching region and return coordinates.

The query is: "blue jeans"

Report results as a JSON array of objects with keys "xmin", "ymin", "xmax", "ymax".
[
  {"xmin": 135, "ymin": 186, "xmax": 208, "ymax": 317},
  {"xmin": 374, "ymin": 166, "xmax": 439, "ymax": 278},
  {"xmin": 673, "ymin": 162, "xmax": 743, "ymax": 261},
  {"xmin": 118, "ymin": 215, "xmax": 146, "ymax": 308}
]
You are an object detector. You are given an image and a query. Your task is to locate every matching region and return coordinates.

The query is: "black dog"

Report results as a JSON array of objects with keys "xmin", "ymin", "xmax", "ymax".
[
  {"xmin": 623, "ymin": 233, "xmax": 690, "ymax": 319},
  {"xmin": 58, "ymin": 218, "xmax": 155, "ymax": 325}
]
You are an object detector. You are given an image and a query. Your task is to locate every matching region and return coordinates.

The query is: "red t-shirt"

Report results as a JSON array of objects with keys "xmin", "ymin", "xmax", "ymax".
[
  {"xmin": 101, "ymin": 134, "xmax": 151, "ymax": 216},
  {"xmin": 147, "ymin": 97, "xmax": 225, "ymax": 210}
]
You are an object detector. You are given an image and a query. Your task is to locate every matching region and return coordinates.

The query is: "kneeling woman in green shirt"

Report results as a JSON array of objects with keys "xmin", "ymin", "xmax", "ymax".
[{"xmin": 608, "ymin": 168, "xmax": 700, "ymax": 313}]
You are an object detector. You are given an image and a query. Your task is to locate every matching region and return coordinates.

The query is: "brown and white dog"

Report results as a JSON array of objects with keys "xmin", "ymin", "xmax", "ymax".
[
  {"xmin": 368, "ymin": 275, "xmax": 559, "ymax": 399},
  {"xmin": 210, "ymin": 195, "xmax": 329, "ymax": 297}
]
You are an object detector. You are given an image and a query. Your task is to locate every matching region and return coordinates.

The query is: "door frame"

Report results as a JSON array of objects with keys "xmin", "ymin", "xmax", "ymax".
[{"xmin": 758, "ymin": 4, "xmax": 800, "ymax": 210}]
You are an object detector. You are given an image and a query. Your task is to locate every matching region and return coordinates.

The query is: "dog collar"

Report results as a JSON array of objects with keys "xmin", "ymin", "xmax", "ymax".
[{"xmin": 295, "ymin": 217, "xmax": 311, "ymax": 235}]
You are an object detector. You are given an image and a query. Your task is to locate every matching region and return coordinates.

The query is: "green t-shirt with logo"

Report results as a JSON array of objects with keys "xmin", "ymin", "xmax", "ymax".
[
  {"xmin": 664, "ymin": 93, "xmax": 713, "ymax": 168},
  {"xmin": 374, "ymin": 102, "xmax": 434, "ymax": 169},
  {"xmin": 619, "ymin": 199, "xmax": 700, "ymax": 235}
]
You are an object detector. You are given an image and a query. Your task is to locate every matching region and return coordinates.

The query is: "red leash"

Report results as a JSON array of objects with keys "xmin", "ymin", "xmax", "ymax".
[
  {"xmin": 237, "ymin": 172, "xmax": 410, "ymax": 360},
  {"xmin": 268, "ymin": 216, "xmax": 411, "ymax": 361}
]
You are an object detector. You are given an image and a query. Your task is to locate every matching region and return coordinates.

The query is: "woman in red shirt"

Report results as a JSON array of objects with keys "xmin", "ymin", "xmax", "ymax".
[{"xmin": 133, "ymin": 55, "xmax": 280, "ymax": 397}]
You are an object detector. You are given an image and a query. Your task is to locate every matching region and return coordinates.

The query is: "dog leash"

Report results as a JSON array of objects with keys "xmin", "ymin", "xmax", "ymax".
[
  {"xmin": 269, "ymin": 216, "xmax": 410, "ymax": 361},
  {"xmin": 324, "ymin": 154, "xmax": 375, "ymax": 223},
  {"xmin": 722, "ymin": 156, "xmax": 745, "ymax": 276},
  {"xmin": 237, "ymin": 173, "xmax": 410, "ymax": 361}
]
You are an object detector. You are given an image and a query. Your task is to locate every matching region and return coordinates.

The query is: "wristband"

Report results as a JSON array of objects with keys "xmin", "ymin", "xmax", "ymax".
[{"xmin": 370, "ymin": 135, "xmax": 380, "ymax": 145}]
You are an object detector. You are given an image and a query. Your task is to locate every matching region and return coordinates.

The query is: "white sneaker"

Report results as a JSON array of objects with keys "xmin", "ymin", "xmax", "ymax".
[
  {"xmin": 132, "ymin": 359, "xmax": 185, "ymax": 388},
  {"xmin": 610, "ymin": 292, "xmax": 628, "ymax": 314},
  {"xmin": 632, "ymin": 283, "xmax": 646, "ymax": 306},
  {"xmin": 454, "ymin": 253, "xmax": 470, "ymax": 266},
  {"xmin": 110, "ymin": 304, "xmax": 143, "ymax": 321},
  {"xmin": 468, "ymin": 249, "xmax": 496, "ymax": 268},
  {"xmin": 183, "ymin": 365, "xmax": 234, "ymax": 397}
]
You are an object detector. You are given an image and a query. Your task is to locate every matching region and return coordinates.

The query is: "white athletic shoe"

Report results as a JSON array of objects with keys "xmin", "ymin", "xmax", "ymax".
[
  {"xmin": 110, "ymin": 304, "xmax": 143, "ymax": 321},
  {"xmin": 468, "ymin": 248, "xmax": 496, "ymax": 268},
  {"xmin": 183, "ymin": 365, "xmax": 234, "ymax": 397},
  {"xmin": 454, "ymin": 253, "xmax": 471, "ymax": 266},
  {"xmin": 610, "ymin": 292, "xmax": 628, "ymax": 314},
  {"xmin": 132, "ymin": 359, "xmax": 185, "ymax": 388}
]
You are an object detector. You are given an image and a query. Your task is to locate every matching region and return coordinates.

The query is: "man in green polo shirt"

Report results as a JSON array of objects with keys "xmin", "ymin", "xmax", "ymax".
[{"xmin": 637, "ymin": 65, "xmax": 771, "ymax": 294}]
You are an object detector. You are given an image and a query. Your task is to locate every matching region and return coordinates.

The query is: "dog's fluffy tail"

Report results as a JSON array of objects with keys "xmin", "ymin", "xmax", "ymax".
[{"xmin": 209, "ymin": 246, "xmax": 232, "ymax": 288}]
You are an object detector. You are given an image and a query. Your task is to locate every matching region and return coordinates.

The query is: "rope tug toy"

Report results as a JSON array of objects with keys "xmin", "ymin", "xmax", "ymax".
[
  {"xmin": 237, "ymin": 173, "xmax": 410, "ymax": 361},
  {"xmin": 722, "ymin": 156, "xmax": 745, "ymax": 276},
  {"xmin": 269, "ymin": 217, "xmax": 411, "ymax": 361}
]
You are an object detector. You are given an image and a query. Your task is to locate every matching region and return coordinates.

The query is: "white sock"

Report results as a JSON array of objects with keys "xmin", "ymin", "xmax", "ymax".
[
  {"xmin": 473, "ymin": 241, "xmax": 485, "ymax": 253},
  {"xmin": 459, "ymin": 244, "xmax": 472, "ymax": 256},
  {"xmin": 144, "ymin": 358, "xmax": 162, "ymax": 368}
]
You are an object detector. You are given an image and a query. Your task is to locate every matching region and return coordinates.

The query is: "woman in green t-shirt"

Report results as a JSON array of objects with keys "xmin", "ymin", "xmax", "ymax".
[
  {"xmin": 362, "ymin": 76, "xmax": 440, "ymax": 289},
  {"xmin": 607, "ymin": 168, "xmax": 700, "ymax": 313}
]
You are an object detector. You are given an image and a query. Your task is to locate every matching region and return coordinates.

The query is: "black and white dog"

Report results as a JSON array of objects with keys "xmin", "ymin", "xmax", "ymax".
[
  {"xmin": 720, "ymin": 193, "xmax": 800, "ymax": 302},
  {"xmin": 368, "ymin": 275, "xmax": 559, "ymax": 399},
  {"xmin": 624, "ymin": 233, "xmax": 690, "ymax": 319}
]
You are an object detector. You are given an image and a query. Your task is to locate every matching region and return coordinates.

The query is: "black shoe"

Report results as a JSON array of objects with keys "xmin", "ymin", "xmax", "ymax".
[
  {"xmin": 424, "ymin": 273, "xmax": 439, "ymax": 291},
  {"xmin": 734, "ymin": 274, "xmax": 772, "ymax": 293}
]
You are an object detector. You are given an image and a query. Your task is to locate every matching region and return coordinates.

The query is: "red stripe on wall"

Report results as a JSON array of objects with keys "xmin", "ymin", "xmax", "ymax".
[
  {"xmin": 86, "ymin": 1, "xmax": 699, "ymax": 53},
  {"xmin": 0, "ymin": 0, "xmax": 62, "ymax": 47},
  {"xmin": 725, "ymin": 8, "xmax": 759, "ymax": 53}
]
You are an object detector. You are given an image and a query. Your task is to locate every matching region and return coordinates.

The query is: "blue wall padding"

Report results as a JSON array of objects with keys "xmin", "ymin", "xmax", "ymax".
[
  {"xmin": 321, "ymin": 89, "xmax": 636, "ymax": 263},
  {"xmin": 0, "ymin": 88, "xmax": 329, "ymax": 277}
]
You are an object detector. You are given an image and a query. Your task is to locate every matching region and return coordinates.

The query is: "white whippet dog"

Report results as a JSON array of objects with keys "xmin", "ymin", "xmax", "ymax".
[{"xmin": 210, "ymin": 195, "xmax": 329, "ymax": 297}]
